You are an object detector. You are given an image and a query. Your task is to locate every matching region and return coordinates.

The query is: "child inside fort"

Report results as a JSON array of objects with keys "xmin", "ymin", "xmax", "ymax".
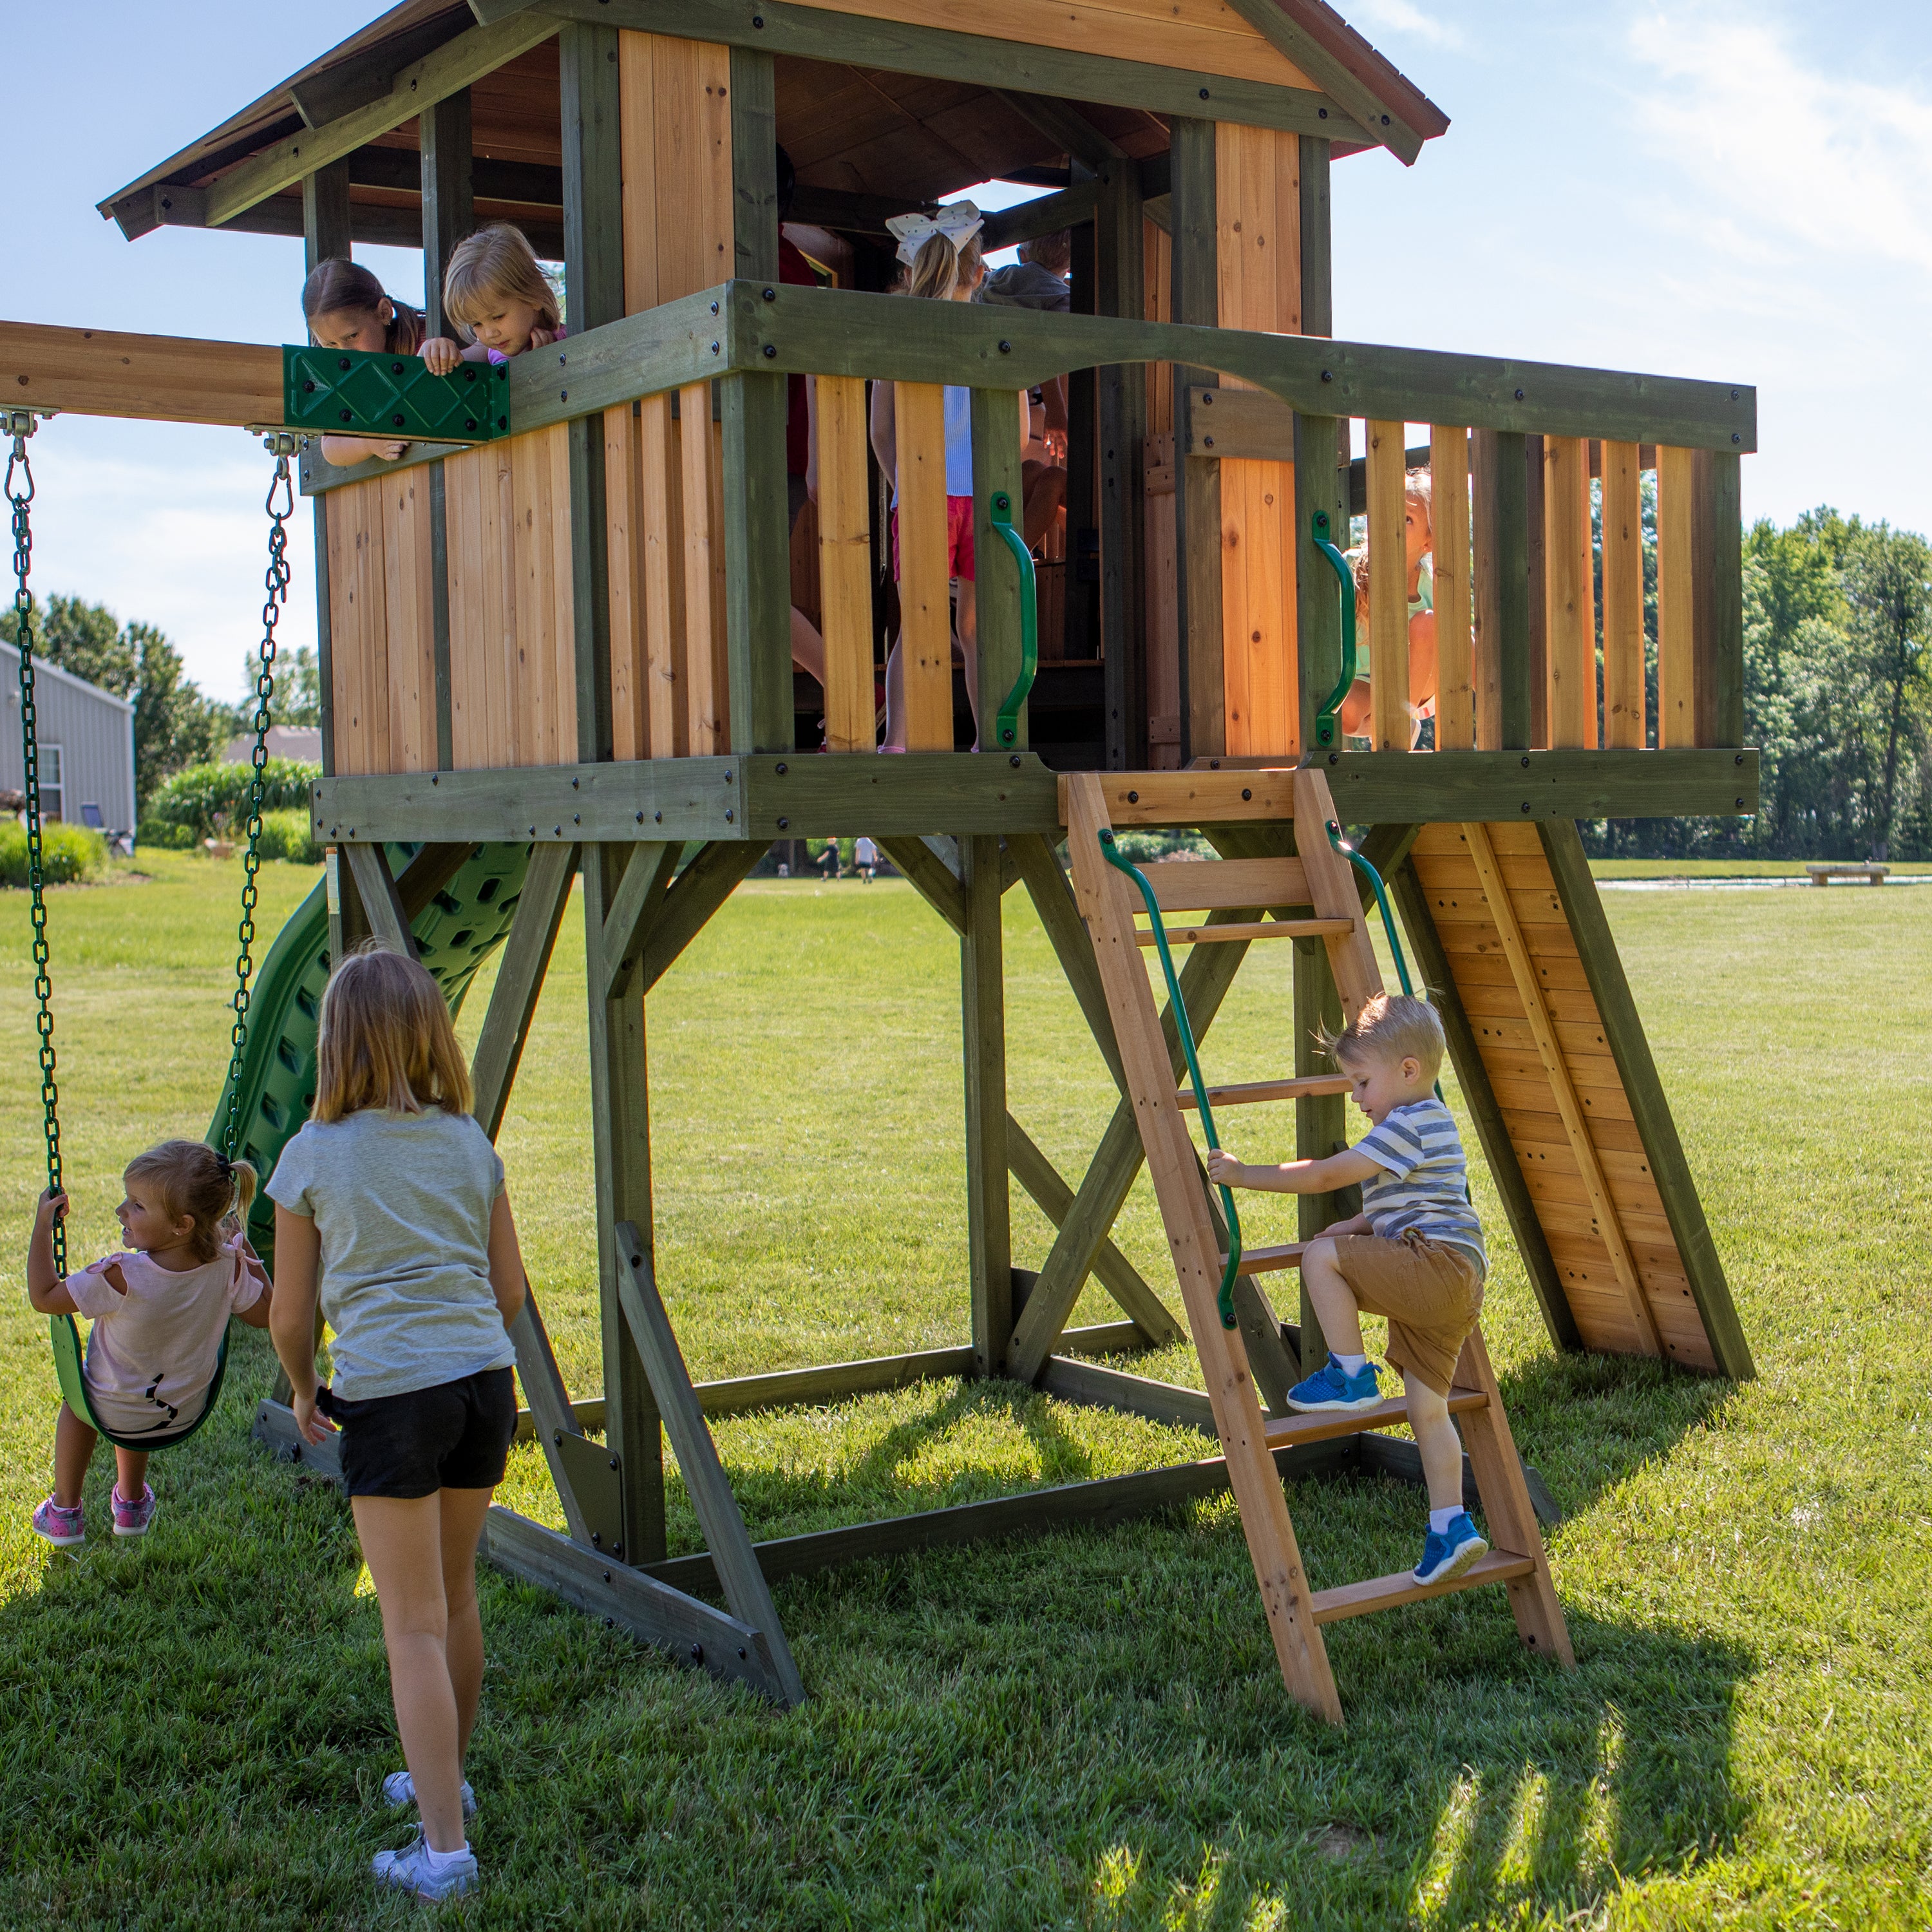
[
  {"xmin": 421, "ymin": 223, "xmax": 563, "ymax": 373},
  {"xmin": 268, "ymin": 942, "xmax": 530, "ymax": 1905},
  {"xmin": 1205, "ymin": 992, "xmax": 1490, "ymax": 1586},
  {"xmin": 1340, "ymin": 467, "xmax": 1438, "ymax": 746},
  {"xmin": 301, "ymin": 258, "xmax": 428, "ymax": 467},
  {"xmin": 26, "ymin": 1142, "xmax": 272, "ymax": 1546},
  {"xmin": 871, "ymin": 203, "xmax": 1030, "ymax": 751}
]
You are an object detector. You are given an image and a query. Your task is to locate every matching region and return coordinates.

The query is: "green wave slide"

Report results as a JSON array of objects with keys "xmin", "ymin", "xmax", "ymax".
[{"xmin": 205, "ymin": 842, "xmax": 533, "ymax": 1269}]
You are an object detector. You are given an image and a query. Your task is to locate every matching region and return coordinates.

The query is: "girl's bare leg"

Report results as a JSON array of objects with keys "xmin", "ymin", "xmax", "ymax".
[
  {"xmin": 956, "ymin": 580, "xmax": 979, "ymax": 746},
  {"xmin": 52, "ymin": 1402, "xmax": 96, "ymax": 1508},
  {"xmin": 882, "ymin": 632, "xmax": 907, "ymax": 749},
  {"xmin": 112, "ymin": 1446, "xmax": 151, "ymax": 1504},
  {"xmin": 354, "ymin": 1486, "xmax": 495, "ymax": 1853},
  {"xmin": 1296, "ymin": 1238, "xmax": 1367, "ymax": 1358}
]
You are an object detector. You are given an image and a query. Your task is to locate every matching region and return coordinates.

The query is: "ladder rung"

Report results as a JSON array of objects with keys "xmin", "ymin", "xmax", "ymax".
[
  {"xmin": 1136, "ymin": 918, "xmax": 1354, "ymax": 947},
  {"xmin": 1179, "ymin": 1074, "xmax": 1351, "ymax": 1109},
  {"xmin": 1262, "ymin": 1386, "xmax": 1488, "ymax": 1452},
  {"xmin": 1310, "ymin": 1550, "xmax": 1536, "ymax": 1625},
  {"xmin": 1128, "ymin": 855, "xmax": 1311, "ymax": 913},
  {"xmin": 1229, "ymin": 1242, "xmax": 1306, "ymax": 1276}
]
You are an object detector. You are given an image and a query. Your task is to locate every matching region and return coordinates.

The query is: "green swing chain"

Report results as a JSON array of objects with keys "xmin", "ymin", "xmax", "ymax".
[
  {"xmin": 8, "ymin": 412, "xmax": 62, "ymax": 1276},
  {"xmin": 216, "ymin": 436, "xmax": 296, "ymax": 1164}
]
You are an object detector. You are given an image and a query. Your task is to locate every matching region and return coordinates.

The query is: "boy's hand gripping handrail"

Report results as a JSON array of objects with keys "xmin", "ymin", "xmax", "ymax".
[
  {"xmin": 989, "ymin": 489, "xmax": 1038, "ymax": 750},
  {"xmin": 1310, "ymin": 509, "xmax": 1358, "ymax": 752},
  {"xmin": 1098, "ymin": 829, "xmax": 1242, "ymax": 1330}
]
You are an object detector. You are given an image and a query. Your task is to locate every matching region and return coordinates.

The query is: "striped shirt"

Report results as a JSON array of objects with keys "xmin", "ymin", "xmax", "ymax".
[{"xmin": 1356, "ymin": 1097, "xmax": 1486, "ymax": 1273}]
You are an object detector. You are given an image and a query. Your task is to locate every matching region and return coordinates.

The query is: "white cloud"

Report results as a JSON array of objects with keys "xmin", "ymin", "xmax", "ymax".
[{"xmin": 1347, "ymin": 0, "xmax": 1464, "ymax": 51}]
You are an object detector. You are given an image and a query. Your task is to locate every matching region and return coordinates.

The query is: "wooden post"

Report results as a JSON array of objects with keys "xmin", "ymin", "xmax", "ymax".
[
  {"xmin": 1696, "ymin": 448, "xmax": 1745, "ymax": 747},
  {"xmin": 1298, "ymin": 136, "xmax": 1332, "ymax": 339},
  {"xmin": 1526, "ymin": 433, "xmax": 1548, "ymax": 748},
  {"xmin": 1480, "ymin": 430, "xmax": 1532, "ymax": 750},
  {"xmin": 583, "ymin": 843, "xmax": 666, "ymax": 1564},
  {"xmin": 971, "ymin": 388, "xmax": 1027, "ymax": 745},
  {"xmin": 562, "ymin": 21, "xmax": 623, "ymax": 763},
  {"xmin": 1170, "ymin": 117, "xmax": 1222, "ymax": 763},
  {"xmin": 303, "ymin": 164, "xmax": 350, "ymax": 781},
  {"xmin": 1294, "ymin": 137, "xmax": 1339, "ymax": 759},
  {"xmin": 1097, "ymin": 157, "xmax": 1147, "ymax": 771},
  {"xmin": 961, "ymin": 836, "xmax": 1011, "ymax": 1377},
  {"xmin": 1063, "ymin": 212, "xmax": 1097, "ymax": 664},
  {"xmin": 1432, "ymin": 426, "xmax": 1473, "ymax": 750},
  {"xmin": 895, "ymin": 383, "xmax": 952, "ymax": 751},
  {"xmin": 728, "ymin": 46, "xmax": 779, "ymax": 282},
  {"xmin": 421, "ymin": 90, "xmax": 471, "ymax": 773},
  {"xmin": 1292, "ymin": 932, "xmax": 1349, "ymax": 1376},
  {"xmin": 1365, "ymin": 421, "xmax": 1409, "ymax": 751}
]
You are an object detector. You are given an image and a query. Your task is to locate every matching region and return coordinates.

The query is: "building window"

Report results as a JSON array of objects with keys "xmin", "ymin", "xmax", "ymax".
[{"xmin": 38, "ymin": 744, "xmax": 62, "ymax": 822}]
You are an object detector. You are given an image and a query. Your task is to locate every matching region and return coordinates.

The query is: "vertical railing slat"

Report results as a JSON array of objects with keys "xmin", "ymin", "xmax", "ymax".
[
  {"xmin": 1655, "ymin": 444, "xmax": 1696, "ymax": 748},
  {"xmin": 1543, "ymin": 434, "xmax": 1593, "ymax": 749},
  {"xmin": 1599, "ymin": 438, "xmax": 1645, "ymax": 749},
  {"xmin": 1431, "ymin": 424, "xmax": 1473, "ymax": 752},
  {"xmin": 895, "ymin": 381, "xmax": 953, "ymax": 752},
  {"xmin": 1365, "ymin": 419, "xmax": 1409, "ymax": 752},
  {"xmin": 678, "ymin": 381, "xmax": 721, "ymax": 754},
  {"xmin": 815, "ymin": 373, "xmax": 874, "ymax": 754},
  {"xmin": 638, "ymin": 391, "xmax": 685, "ymax": 758}
]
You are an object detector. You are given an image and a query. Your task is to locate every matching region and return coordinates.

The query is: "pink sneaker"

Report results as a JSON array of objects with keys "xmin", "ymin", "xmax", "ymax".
[
  {"xmin": 111, "ymin": 1482, "xmax": 157, "ymax": 1538},
  {"xmin": 32, "ymin": 1496, "xmax": 84, "ymax": 1548}
]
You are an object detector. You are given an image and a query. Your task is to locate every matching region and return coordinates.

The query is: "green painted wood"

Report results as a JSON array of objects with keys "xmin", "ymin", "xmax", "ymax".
[
  {"xmin": 1229, "ymin": 1273, "xmax": 1302, "ymax": 1415},
  {"xmin": 963, "ymin": 837, "xmax": 1012, "ymax": 1377},
  {"xmin": 1009, "ymin": 832, "xmax": 1127, "ymax": 1094},
  {"xmin": 1097, "ymin": 155, "xmax": 1147, "ymax": 772},
  {"xmin": 983, "ymin": 182, "xmax": 1101, "ymax": 254},
  {"xmin": 741, "ymin": 751, "xmax": 1063, "ymax": 839},
  {"xmin": 299, "ymin": 435, "xmax": 471, "ymax": 500},
  {"xmin": 470, "ymin": 840, "xmax": 580, "ymax": 1139},
  {"xmin": 1038, "ymin": 1357, "xmax": 1214, "ymax": 1432},
  {"xmin": 876, "ymin": 835, "xmax": 968, "ymax": 935},
  {"xmin": 601, "ymin": 841, "xmax": 681, "ymax": 1000},
  {"xmin": 395, "ymin": 841, "xmax": 485, "ymax": 922},
  {"xmin": 971, "ymin": 390, "xmax": 1027, "ymax": 748},
  {"xmin": 506, "ymin": 1290, "xmax": 597, "ymax": 1548},
  {"xmin": 583, "ymin": 847, "xmax": 667, "ymax": 1565},
  {"xmin": 1314, "ymin": 747, "xmax": 1760, "ymax": 822},
  {"xmin": 489, "ymin": 0, "xmax": 1372, "ymax": 140},
  {"xmin": 343, "ymin": 843, "xmax": 417, "ymax": 959},
  {"xmin": 1296, "ymin": 412, "xmax": 1343, "ymax": 743},
  {"xmin": 1291, "ymin": 931, "xmax": 1344, "ymax": 1375},
  {"xmin": 635, "ymin": 1441, "xmax": 1354, "ymax": 1596},
  {"xmin": 1486, "ymin": 431, "xmax": 1533, "ymax": 749},
  {"xmin": 695, "ymin": 1347, "xmax": 976, "ymax": 1419},
  {"xmin": 614, "ymin": 1225, "xmax": 806, "ymax": 1703},
  {"xmin": 303, "ymin": 164, "xmax": 349, "ymax": 779},
  {"xmin": 302, "ymin": 162, "xmax": 352, "ymax": 272},
  {"xmin": 1298, "ymin": 136, "xmax": 1332, "ymax": 340},
  {"xmin": 1182, "ymin": 384, "xmax": 1296, "ymax": 461},
  {"xmin": 1006, "ymin": 915, "xmax": 1254, "ymax": 1383},
  {"xmin": 484, "ymin": 1505, "xmax": 795, "ymax": 1701},
  {"xmin": 1537, "ymin": 819, "xmax": 1756, "ymax": 1380},
  {"xmin": 640, "ymin": 840, "xmax": 772, "ymax": 994},
  {"xmin": 729, "ymin": 46, "xmax": 780, "ymax": 283},
  {"xmin": 1007, "ymin": 1117, "xmax": 1180, "ymax": 1345},
  {"xmin": 723, "ymin": 373, "xmax": 796, "ymax": 754},
  {"xmin": 421, "ymin": 88, "xmax": 474, "ymax": 340},
  {"xmin": 1388, "ymin": 848, "xmax": 1579, "ymax": 1356},
  {"xmin": 1526, "ymin": 433, "xmax": 1548, "ymax": 748},
  {"xmin": 1704, "ymin": 449, "xmax": 1745, "ymax": 747}
]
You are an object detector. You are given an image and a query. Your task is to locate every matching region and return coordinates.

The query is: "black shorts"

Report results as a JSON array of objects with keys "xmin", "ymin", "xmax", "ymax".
[{"xmin": 319, "ymin": 1367, "xmax": 516, "ymax": 1500}]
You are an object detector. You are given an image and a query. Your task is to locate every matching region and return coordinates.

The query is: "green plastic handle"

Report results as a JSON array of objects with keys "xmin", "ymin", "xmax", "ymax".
[
  {"xmin": 989, "ymin": 490, "xmax": 1037, "ymax": 751},
  {"xmin": 1099, "ymin": 829, "xmax": 1242, "ymax": 1331},
  {"xmin": 1311, "ymin": 509, "xmax": 1358, "ymax": 752}
]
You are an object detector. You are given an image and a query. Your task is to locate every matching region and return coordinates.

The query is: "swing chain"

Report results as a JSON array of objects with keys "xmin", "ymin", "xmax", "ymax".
[
  {"xmin": 217, "ymin": 440, "xmax": 294, "ymax": 1162},
  {"xmin": 7, "ymin": 413, "xmax": 62, "ymax": 1274}
]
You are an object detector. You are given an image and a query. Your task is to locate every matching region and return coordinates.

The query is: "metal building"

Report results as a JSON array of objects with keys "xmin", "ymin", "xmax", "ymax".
[{"xmin": 1, "ymin": 641, "xmax": 137, "ymax": 839}]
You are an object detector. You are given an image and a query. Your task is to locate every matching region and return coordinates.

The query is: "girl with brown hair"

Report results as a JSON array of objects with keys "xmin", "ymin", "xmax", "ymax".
[{"xmin": 300, "ymin": 258, "xmax": 428, "ymax": 466}]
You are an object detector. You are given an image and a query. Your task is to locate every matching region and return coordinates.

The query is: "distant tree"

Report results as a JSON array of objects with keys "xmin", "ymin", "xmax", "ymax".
[
  {"xmin": 1840, "ymin": 524, "xmax": 1932, "ymax": 859},
  {"xmin": 1, "ymin": 594, "xmax": 236, "ymax": 811},
  {"xmin": 239, "ymin": 641, "xmax": 321, "ymax": 727}
]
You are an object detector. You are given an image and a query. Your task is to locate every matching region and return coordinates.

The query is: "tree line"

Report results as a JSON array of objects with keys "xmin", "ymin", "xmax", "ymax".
[{"xmin": 0, "ymin": 595, "xmax": 321, "ymax": 814}]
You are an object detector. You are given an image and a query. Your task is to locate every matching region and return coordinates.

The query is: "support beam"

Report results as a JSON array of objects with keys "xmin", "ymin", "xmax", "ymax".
[
  {"xmin": 961, "ymin": 837, "xmax": 1012, "ymax": 1376},
  {"xmin": 1009, "ymin": 831, "xmax": 1126, "ymax": 1092},
  {"xmin": 876, "ymin": 835, "xmax": 967, "ymax": 934},
  {"xmin": 614, "ymin": 1228, "xmax": 806, "ymax": 1704},
  {"xmin": 343, "ymin": 844, "xmax": 416, "ymax": 958},
  {"xmin": 469, "ymin": 841, "xmax": 579, "ymax": 1139},
  {"xmin": 640, "ymin": 840, "xmax": 770, "ymax": 992},
  {"xmin": 1097, "ymin": 152, "xmax": 1147, "ymax": 771},
  {"xmin": 506, "ymin": 1291, "xmax": 596, "ymax": 1547},
  {"xmin": 600, "ymin": 841, "xmax": 681, "ymax": 999},
  {"xmin": 420, "ymin": 91, "xmax": 474, "ymax": 340}
]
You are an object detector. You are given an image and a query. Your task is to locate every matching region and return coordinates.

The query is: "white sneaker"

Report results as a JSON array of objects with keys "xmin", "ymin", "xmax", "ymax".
[
  {"xmin": 383, "ymin": 1769, "xmax": 477, "ymax": 1818},
  {"xmin": 372, "ymin": 1831, "xmax": 478, "ymax": 1902}
]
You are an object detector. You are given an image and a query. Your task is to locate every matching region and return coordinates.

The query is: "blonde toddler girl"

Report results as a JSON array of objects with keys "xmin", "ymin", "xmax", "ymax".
[{"xmin": 420, "ymin": 223, "xmax": 563, "ymax": 374}]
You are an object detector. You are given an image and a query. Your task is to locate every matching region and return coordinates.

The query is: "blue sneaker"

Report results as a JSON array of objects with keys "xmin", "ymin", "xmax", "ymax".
[
  {"xmin": 1414, "ymin": 1512, "xmax": 1488, "ymax": 1586},
  {"xmin": 1285, "ymin": 1358, "xmax": 1384, "ymax": 1414},
  {"xmin": 372, "ymin": 1832, "xmax": 478, "ymax": 1902}
]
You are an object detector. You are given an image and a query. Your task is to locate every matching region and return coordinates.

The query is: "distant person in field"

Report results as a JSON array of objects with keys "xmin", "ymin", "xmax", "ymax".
[
  {"xmin": 421, "ymin": 224, "xmax": 563, "ymax": 372},
  {"xmin": 1341, "ymin": 468, "xmax": 1438, "ymax": 747},
  {"xmin": 26, "ymin": 1142, "xmax": 272, "ymax": 1548},
  {"xmin": 301, "ymin": 259, "xmax": 428, "ymax": 467},
  {"xmin": 1207, "ymin": 993, "xmax": 1492, "ymax": 1589},
  {"xmin": 854, "ymin": 835, "xmax": 878, "ymax": 882}
]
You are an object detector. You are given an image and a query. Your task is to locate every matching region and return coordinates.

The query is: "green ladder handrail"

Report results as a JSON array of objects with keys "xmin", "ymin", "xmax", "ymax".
[
  {"xmin": 1310, "ymin": 509, "xmax": 1358, "ymax": 752},
  {"xmin": 989, "ymin": 489, "xmax": 1038, "ymax": 751},
  {"xmin": 1098, "ymin": 829, "xmax": 1242, "ymax": 1331}
]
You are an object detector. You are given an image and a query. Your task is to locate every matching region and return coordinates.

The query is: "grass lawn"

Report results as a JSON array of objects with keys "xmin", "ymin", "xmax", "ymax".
[
  {"xmin": 1586, "ymin": 858, "xmax": 1909, "ymax": 878},
  {"xmin": 1, "ymin": 846, "xmax": 1927, "ymax": 1928}
]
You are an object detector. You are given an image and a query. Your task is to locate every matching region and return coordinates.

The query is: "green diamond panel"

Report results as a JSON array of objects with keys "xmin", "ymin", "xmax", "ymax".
[{"xmin": 283, "ymin": 346, "xmax": 511, "ymax": 444}]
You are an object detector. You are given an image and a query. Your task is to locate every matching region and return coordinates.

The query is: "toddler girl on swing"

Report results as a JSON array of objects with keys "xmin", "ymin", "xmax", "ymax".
[{"xmin": 26, "ymin": 1142, "xmax": 272, "ymax": 1546}]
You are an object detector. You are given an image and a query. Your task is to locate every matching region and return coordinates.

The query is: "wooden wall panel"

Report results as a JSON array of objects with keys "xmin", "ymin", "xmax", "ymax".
[
  {"xmin": 326, "ymin": 473, "xmax": 437, "ymax": 777},
  {"xmin": 1542, "ymin": 435, "xmax": 1595, "ymax": 750},
  {"xmin": 1407, "ymin": 823, "xmax": 1718, "ymax": 1370},
  {"xmin": 379, "ymin": 468, "xmax": 438, "ymax": 773},
  {"xmin": 1213, "ymin": 121, "xmax": 1300, "ymax": 759},
  {"xmin": 1656, "ymin": 444, "xmax": 1696, "ymax": 748},
  {"xmin": 1432, "ymin": 425, "xmax": 1473, "ymax": 752},
  {"xmin": 608, "ymin": 30, "xmax": 736, "ymax": 759},
  {"xmin": 1599, "ymin": 439, "xmax": 1645, "ymax": 749}
]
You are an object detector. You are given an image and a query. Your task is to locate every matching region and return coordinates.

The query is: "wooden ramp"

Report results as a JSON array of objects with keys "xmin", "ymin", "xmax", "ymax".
[
  {"xmin": 1396, "ymin": 820, "xmax": 1753, "ymax": 1380},
  {"xmin": 1064, "ymin": 770, "xmax": 1574, "ymax": 1723}
]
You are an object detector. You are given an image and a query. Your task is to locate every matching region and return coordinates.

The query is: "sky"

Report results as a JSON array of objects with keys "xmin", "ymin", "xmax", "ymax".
[{"xmin": 3, "ymin": 1, "xmax": 1931, "ymax": 703}]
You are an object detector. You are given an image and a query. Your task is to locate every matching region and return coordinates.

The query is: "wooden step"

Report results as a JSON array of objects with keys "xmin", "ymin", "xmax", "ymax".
[
  {"xmin": 1227, "ymin": 1242, "xmax": 1306, "ymax": 1276},
  {"xmin": 1179, "ymin": 1074, "xmax": 1351, "ymax": 1109},
  {"xmin": 1130, "ymin": 855, "xmax": 1311, "ymax": 913},
  {"xmin": 1137, "ymin": 918, "xmax": 1354, "ymax": 947},
  {"xmin": 1310, "ymin": 1549, "xmax": 1536, "ymax": 1625},
  {"xmin": 1262, "ymin": 1385, "xmax": 1487, "ymax": 1452}
]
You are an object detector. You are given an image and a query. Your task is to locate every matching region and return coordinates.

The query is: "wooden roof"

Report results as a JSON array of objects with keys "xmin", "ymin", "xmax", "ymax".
[{"xmin": 99, "ymin": 0, "xmax": 1446, "ymax": 249}]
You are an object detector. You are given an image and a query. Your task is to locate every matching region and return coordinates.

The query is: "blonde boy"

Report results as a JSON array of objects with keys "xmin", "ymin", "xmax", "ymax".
[{"xmin": 1206, "ymin": 992, "xmax": 1489, "ymax": 1586}]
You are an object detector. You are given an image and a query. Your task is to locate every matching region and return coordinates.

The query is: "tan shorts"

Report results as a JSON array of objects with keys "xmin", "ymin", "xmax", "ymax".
[{"xmin": 1328, "ymin": 1231, "xmax": 1484, "ymax": 1397}]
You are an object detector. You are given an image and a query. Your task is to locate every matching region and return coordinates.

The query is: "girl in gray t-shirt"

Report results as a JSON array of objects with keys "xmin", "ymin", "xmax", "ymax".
[{"xmin": 267, "ymin": 944, "xmax": 529, "ymax": 1905}]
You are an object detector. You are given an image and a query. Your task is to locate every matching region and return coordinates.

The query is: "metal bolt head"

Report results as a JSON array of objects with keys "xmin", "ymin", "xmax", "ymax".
[
  {"xmin": 763, "ymin": 287, "xmax": 776, "ymax": 301},
  {"xmin": 998, "ymin": 341, "xmax": 1012, "ymax": 354},
  {"xmin": 763, "ymin": 344, "xmax": 777, "ymax": 359},
  {"xmin": 690, "ymin": 1643, "xmax": 705, "ymax": 1663},
  {"xmin": 777, "ymin": 816, "xmax": 789, "ymax": 829},
  {"xmin": 608, "ymin": 1454, "xmax": 620, "ymax": 1471}
]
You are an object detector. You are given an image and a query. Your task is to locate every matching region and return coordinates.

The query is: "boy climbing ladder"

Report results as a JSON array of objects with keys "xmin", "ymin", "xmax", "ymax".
[{"xmin": 1063, "ymin": 769, "xmax": 1573, "ymax": 1723}]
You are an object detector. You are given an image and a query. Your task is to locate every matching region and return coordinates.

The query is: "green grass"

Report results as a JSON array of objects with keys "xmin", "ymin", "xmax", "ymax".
[
  {"xmin": 1, "ymin": 854, "xmax": 1928, "ymax": 1928},
  {"xmin": 1586, "ymin": 858, "xmax": 1902, "ymax": 878}
]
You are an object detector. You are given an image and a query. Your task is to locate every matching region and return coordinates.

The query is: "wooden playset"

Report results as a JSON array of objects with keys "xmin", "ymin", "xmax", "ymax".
[{"xmin": 5, "ymin": 0, "xmax": 1756, "ymax": 1722}]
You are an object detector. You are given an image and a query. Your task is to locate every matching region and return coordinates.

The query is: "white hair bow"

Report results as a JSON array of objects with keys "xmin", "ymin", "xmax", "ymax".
[{"xmin": 886, "ymin": 200, "xmax": 985, "ymax": 266}]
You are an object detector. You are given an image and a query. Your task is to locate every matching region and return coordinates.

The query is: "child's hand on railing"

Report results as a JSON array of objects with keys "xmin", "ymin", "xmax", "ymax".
[
  {"xmin": 419, "ymin": 336, "xmax": 464, "ymax": 376},
  {"xmin": 1206, "ymin": 1148, "xmax": 1247, "ymax": 1189}
]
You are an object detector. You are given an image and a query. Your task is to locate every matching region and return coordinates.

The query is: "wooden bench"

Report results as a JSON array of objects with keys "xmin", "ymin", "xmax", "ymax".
[{"xmin": 1806, "ymin": 862, "xmax": 1889, "ymax": 886}]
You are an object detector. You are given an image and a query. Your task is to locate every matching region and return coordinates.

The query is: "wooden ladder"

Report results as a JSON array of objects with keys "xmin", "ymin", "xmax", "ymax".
[{"xmin": 1064, "ymin": 770, "xmax": 1575, "ymax": 1721}]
